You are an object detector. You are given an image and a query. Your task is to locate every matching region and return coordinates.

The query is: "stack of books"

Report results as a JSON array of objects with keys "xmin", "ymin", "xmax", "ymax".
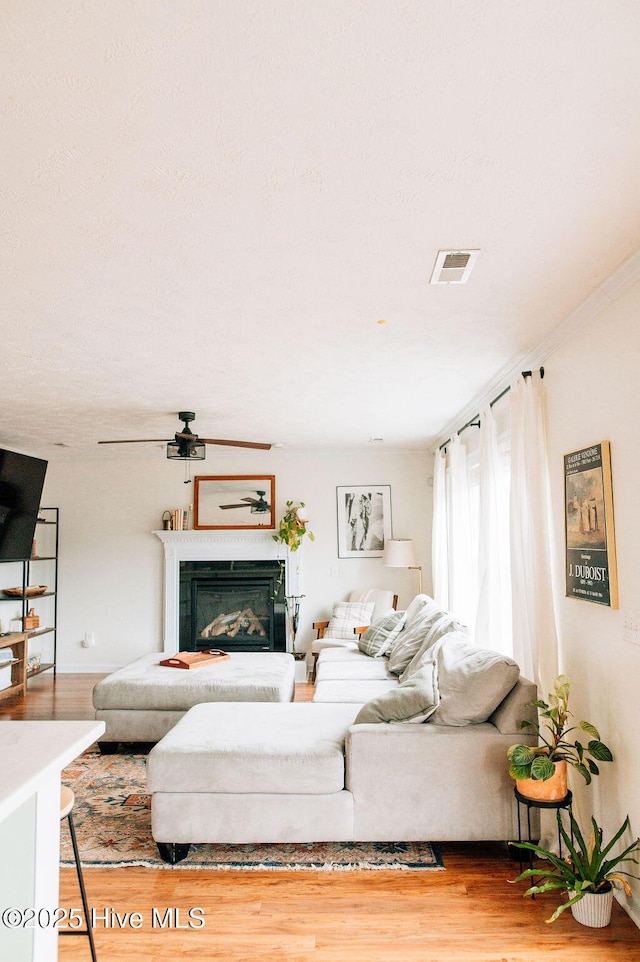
[{"xmin": 171, "ymin": 508, "xmax": 191, "ymax": 531}]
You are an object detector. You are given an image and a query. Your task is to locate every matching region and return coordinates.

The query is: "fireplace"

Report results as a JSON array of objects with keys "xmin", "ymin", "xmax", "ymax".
[
  {"xmin": 179, "ymin": 560, "xmax": 286, "ymax": 652},
  {"xmin": 154, "ymin": 530, "xmax": 294, "ymax": 656}
]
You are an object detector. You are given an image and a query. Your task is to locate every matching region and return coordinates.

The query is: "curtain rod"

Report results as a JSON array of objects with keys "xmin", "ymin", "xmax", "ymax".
[{"xmin": 438, "ymin": 367, "xmax": 544, "ymax": 451}]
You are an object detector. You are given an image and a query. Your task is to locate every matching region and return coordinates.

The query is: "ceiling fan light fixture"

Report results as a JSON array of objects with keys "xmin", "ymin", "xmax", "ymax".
[{"xmin": 166, "ymin": 439, "xmax": 206, "ymax": 461}]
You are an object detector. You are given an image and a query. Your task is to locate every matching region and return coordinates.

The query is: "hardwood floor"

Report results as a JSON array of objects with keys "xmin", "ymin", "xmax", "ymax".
[{"xmin": 3, "ymin": 672, "xmax": 639, "ymax": 960}]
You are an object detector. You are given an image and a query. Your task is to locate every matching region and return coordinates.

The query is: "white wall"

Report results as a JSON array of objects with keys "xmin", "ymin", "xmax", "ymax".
[
  {"xmin": 543, "ymin": 277, "xmax": 640, "ymax": 924},
  {"xmin": 40, "ymin": 448, "xmax": 431, "ymax": 671}
]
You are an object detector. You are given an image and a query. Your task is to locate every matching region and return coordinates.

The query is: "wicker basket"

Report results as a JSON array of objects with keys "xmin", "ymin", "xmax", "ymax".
[{"xmin": 23, "ymin": 608, "xmax": 40, "ymax": 630}]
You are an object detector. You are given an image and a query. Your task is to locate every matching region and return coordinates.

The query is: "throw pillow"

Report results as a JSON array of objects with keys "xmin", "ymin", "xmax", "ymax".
[
  {"xmin": 399, "ymin": 612, "xmax": 467, "ymax": 682},
  {"xmin": 326, "ymin": 601, "xmax": 375, "ymax": 640},
  {"xmin": 354, "ymin": 663, "xmax": 440, "ymax": 724},
  {"xmin": 429, "ymin": 632, "xmax": 520, "ymax": 726},
  {"xmin": 386, "ymin": 596, "xmax": 444, "ymax": 675},
  {"xmin": 358, "ymin": 610, "xmax": 407, "ymax": 658}
]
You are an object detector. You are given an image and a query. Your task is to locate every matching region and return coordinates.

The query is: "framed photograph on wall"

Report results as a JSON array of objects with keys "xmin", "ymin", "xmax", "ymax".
[
  {"xmin": 564, "ymin": 441, "xmax": 618, "ymax": 607},
  {"xmin": 336, "ymin": 485, "xmax": 392, "ymax": 558},
  {"xmin": 194, "ymin": 475, "xmax": 275, "ymax": 530}
]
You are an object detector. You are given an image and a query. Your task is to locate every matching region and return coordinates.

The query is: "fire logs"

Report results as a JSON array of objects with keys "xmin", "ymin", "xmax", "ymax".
[{"xmin": 200, "ymin": 608, "xmax": 266, "ymax": 639}]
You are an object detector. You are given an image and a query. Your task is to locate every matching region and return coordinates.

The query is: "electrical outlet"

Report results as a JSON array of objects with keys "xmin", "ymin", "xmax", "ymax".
[{"xmin": 622, "ymin": 609, "xmax": 640, "ymax": 646}]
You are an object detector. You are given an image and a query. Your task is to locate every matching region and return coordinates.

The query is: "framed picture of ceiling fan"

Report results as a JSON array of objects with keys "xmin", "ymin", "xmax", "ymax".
[{"xmin": 194, "ymin": 475, "xmax": 276, "ymax": 530}]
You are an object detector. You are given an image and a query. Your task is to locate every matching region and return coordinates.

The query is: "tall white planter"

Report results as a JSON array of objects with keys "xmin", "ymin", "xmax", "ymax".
[{"xmin": 570, "ymin": 889, "xmax": 614, "ymax": 927}]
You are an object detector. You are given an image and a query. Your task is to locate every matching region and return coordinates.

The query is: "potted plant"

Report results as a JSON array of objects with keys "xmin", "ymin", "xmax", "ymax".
[
  {"xmin": 507, "ymin": 674, "xmax": 613, "ymax": 800},
  {"xmin": 273, "ymin": 501, "xmax": 314, "ymax": 552},
  {"xmin": 511, "ymin": 809, "xmax": 640, "ymax": 926},
  {"xmin": 272, "ymin": 501, "xmax": 314, "ymax": 656}
]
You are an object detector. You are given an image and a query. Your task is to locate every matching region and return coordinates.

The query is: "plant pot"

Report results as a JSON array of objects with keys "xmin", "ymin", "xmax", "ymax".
[
  {"xmin": 569, "ymin": 888, "xmax": 613, "ymax": 927},
  {"xmin": 516, "ymin": 760, "xmax": 568, "ymax": 801}
]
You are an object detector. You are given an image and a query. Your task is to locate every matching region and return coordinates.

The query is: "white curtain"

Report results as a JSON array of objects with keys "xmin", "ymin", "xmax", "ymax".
[
  {"xmin": 431, "ymin": 447, "xmax": 449, "ymax": 609},
  {"xmin": 448, "ymin": 435, "xmax": 477, "ymax": 631},
  {"xmin": 509, "ymin": 371, "xmax": 558, "ymax": 692},
  {"xmin": 474, "ymin": 405, "xmax": 512, "ymax": 654}
]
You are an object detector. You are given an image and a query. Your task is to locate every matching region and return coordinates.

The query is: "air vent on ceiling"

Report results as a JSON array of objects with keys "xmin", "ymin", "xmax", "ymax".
[{"xmin": 430, "ymin": 249, "xmax": 479, "ymax": 285}]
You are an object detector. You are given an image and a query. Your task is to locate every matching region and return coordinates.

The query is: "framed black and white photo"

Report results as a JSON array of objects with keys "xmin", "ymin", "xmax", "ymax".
[{"xmin": 336, "ymin": 485, "xmax": 392, "ymax": 558}]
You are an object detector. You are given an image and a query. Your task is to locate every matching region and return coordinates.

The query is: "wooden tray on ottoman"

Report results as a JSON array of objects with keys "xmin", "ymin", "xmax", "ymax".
[{"xmin": 160, "ymin": 649, "xmax": 230, "ymax": 670}]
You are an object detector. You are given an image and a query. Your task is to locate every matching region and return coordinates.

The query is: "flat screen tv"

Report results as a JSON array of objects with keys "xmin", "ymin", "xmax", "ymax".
[{"xmin": 0, "ymin": 449, "xmax": 48, "ymax": 561}]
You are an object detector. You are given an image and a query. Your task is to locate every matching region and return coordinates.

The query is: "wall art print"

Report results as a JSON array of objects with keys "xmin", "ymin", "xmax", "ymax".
[
  {"xmin": 336, "ymin": 485, "xmax": 392, "ymax": 558},
  {"xmin": 564, "ymin": 441, "xmax": 618, "ymax": 607}
]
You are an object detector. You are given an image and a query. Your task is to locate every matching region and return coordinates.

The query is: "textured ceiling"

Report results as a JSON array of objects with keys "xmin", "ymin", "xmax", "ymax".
[{"xmin": 2, "ymin": 0, "xmax": 640, "ymax": 459}]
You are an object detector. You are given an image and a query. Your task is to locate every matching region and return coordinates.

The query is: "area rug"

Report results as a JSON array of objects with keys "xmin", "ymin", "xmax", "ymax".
[{"xmin": 61, "ymin": 748, "xmax": 444, "ymax": 871}]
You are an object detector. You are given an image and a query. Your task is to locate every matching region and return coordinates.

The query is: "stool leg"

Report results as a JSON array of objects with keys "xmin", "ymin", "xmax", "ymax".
[{"xmin": 66, "ymin": 810, "xmax": 97, "ymax": 962}]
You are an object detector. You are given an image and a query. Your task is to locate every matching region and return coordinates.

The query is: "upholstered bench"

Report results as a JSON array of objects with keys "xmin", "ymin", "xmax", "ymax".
[
  {"xmin": 93, "ymin": 651, "xmax": 296, "ymax": 750},
  {"xmin": 147, "ymin": 701, "xmax": 361, "ymax": 863}
]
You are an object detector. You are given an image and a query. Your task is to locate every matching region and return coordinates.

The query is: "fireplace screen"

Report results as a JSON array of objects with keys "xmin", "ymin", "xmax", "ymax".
[{"xmin": 179, "ymin": 560, "xmax": 286, "ymax": 652}]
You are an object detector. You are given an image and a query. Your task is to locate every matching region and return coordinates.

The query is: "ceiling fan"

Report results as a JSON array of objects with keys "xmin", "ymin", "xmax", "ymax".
[
  {"xmin": 98, "ymin": 411, "xmax": 271, "ymax": 460},
  {"xmin": 220, "ymin": 490, "xmax": 271, "ymax": 513}
]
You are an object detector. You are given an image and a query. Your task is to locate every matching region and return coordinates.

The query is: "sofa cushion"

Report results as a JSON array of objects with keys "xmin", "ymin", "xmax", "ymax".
[
  {"xmin": 386, "ymin": 595, "xmax": 444, "ymax": 675},
  {"xmin": 317, "ymin": 648, "xmax": 373, "ymax": 664},
  {"xmin": 428, "ymin": 632, "xmax": 520, "ymax": 726},
  {"xmin": 399, "ymin": 612, "xmax": 467, "ymax": 682},
  {"xmin": 358, "ymin": 610, "xmax": 407, "ymax": 658},
  {"xmin": 315, "ymin": 657, "xmax": 393, "ymax": 682},
  {"xmin": 353, "ymin": 664, "xmax": 439, "ymax": 724},
  {"xmin": 313, "ymin": 678, "xmax": 399, "ymax": 703},
  {"xmin": 326, "ymin": 601, "xmax": 376, "ymax": 640},
  {"xmin": 93, "ymin": 651, "xmax": 296, "ymax": 710},
  {"xmin": 147, "ymin": 702, "xmax": 361, "ymax": 795}
]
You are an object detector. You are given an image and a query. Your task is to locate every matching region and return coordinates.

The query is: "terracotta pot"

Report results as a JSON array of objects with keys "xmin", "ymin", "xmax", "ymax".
[
  {"xmin": 516, "ymin": 760, "xmax": 568, "ymax": 801},
  {"xmin": 570, "ymin": 888, "xmax": 613, "ymax": 927}
]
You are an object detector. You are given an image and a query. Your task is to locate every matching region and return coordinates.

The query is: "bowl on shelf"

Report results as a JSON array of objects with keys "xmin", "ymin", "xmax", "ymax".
[{"xmin": 3, "ymin": 586, "xmax": 48, "ymax": 598}]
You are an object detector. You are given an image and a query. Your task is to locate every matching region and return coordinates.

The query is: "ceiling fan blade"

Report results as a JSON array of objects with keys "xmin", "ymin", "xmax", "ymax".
[
  {"xmin": 219, "ymin": 503, "xmax": 252, "ymax": 510},
  {"xmin": 241, "ymin": 497, "xmax": 260, "ymax": 504},
  {"xmin": 200, "ymin": 438, "xmax": 272, "ymax": 450},
  {"xmin": 98, "ymin": 438, "xmax": 171, "ymax": 444}
]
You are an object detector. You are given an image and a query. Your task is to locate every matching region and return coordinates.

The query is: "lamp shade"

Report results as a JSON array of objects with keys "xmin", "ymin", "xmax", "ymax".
[{"xmin": 382, "ymin": 538, "xmax": 417, "ymax": 567}]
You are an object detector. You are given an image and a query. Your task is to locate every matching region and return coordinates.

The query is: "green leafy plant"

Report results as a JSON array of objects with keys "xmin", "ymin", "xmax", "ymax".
[
  {"xmin": 272, "ymin": 501, "xmax": 314, "ymax": 552},
  {"xmin": 507, "ymin": 674, "xmax": 613, "ymax": 785},
  {"xmin": 510, "ymin": 809, "xmax": 640, "ymax": 922}
]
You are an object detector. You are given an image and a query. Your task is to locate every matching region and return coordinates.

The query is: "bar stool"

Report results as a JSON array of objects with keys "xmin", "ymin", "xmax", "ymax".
[{"xmin": 60, "ymin": 785, "xmax": 97, "ymax": 962}]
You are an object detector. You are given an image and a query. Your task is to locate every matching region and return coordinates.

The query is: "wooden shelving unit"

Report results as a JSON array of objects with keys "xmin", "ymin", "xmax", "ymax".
[
  {"xmin": 0, "ymin": 632, "xmax": 27, "ymax": 700},
  {"xmin": 0, "ymin": 507, "xmax": 58, "ymax": 685}
]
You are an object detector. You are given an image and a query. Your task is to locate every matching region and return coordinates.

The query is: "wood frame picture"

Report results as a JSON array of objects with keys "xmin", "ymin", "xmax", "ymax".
[
  {"xmin": 336, "ymin": 485, "xmax": 392, "ymax": 558},
  {"xmin": 564, "ymin": 441, "xmax": 618, "ymax": 607},
  {"xmin": 194, "ymin": 475, "xmax": 276, "ymax": 530}
]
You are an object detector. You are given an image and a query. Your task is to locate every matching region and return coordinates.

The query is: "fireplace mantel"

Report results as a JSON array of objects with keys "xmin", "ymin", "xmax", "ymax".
[{"xmin": 153, "ymin": 530, "xmax": 295, "ymax": 653}]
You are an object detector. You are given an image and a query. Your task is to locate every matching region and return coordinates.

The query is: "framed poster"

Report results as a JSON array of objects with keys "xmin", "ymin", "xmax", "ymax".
[
  {"xmin": 564, "ymin": 442, "xmax": 618, "ymax": 607},
  {"xmin": 336, "ymin": 485, "xmax": 392, "ymax": 558},
  {"xmin": 194, "ymin": 475, "xmax": 275, "ymax": 530}
]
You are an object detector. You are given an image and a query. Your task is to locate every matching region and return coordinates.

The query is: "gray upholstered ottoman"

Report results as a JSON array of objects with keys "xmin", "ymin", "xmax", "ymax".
[
  {"xmin": 93, "ymin": 651, "xmax": 296, "ymax": 749},
  {"xmin": 147, "ymin": 701, "xmax": 361, "ymax": 862}
]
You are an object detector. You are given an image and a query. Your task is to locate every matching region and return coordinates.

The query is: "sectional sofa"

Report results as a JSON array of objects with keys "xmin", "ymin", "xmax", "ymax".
[{"xmin": 147, "ymin": 595, "xmax": 538, "ymax": 859}]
